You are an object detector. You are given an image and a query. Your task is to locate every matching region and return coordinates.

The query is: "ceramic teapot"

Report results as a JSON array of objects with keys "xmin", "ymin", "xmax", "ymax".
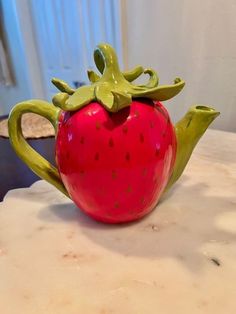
[{"xmin": 8, "ymin": 43, "xmax": 220, "ymax": 223}]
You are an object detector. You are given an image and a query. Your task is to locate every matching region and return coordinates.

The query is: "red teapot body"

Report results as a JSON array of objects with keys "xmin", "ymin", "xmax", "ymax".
[{"xmin": 56, "ymin": 100, "xmax": 176, "ymax": 223}]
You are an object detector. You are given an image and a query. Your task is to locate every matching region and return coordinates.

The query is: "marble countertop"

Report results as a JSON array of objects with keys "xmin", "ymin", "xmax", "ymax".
[{"xmin": 0, "ymin": 129, "xmax": 236, "ymax": 314}]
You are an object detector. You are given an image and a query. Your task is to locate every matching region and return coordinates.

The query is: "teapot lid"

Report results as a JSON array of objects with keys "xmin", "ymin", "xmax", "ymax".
[{"xmin": 51, "ymin": 43, "xmax": 185, "ymax": 113}]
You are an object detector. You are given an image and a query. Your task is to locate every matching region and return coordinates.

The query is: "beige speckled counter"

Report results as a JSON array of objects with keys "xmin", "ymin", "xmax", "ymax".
[{"xmin": 0, "ymin": 129, "xmax": 236, "ymax": 314}]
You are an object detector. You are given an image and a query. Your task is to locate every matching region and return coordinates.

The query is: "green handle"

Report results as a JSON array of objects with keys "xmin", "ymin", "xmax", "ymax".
[{"xmin": 8, "ymin": 99, "xmax": 69, "ymax": 197}]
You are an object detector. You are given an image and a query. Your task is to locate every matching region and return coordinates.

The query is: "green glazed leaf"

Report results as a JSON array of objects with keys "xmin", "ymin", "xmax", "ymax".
[
  {"xmin": 111, "ymin": 91, "xmax": 132, "ymax": 112},
  {"xmin": 87, "ymin": 70, "xmax": 100, "ymax": 83},
  {"xmin": 52, "ymin": 93, "xmax": 69, "ymax": 109},
  {"xmin": 95, "ymin": 85, "xmax": 131, "ymax": 112},
  {"xmin": 51, "ymin": 78, "xmax": 75, "ymax": 95},
  {"xmin": 123, "ymin": 66, "xmax": 144, "ymax": 82},
  {"xmin": 65, "ymin": 86, "xmax": 95, "ymax": 111},
  {"xmin": 95, "ymin": 84, "xmax": 114, "ymax": 110},
  {"xmin": 134, "ymin": 78, "xmax": 185, "ymax": 101}
]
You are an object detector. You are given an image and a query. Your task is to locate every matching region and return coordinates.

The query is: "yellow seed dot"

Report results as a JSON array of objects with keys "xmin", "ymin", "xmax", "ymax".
[
  {"xmin": 114, "ymin": 201, "xmax": 120, "ymax": 208},
  {"xmin": 126, "ymin": 185, "xmax": 132, "ymax": 193},
  {"xmin": 155, "ymin": 147, "xmax": 160, "ymax": 156},
  {"xmin": 143, "ymin": 168, "xmax": 147, "ymax": 176},
  {"xmin": 140, "ymin": 133, "xmax": 144, "ymax": 143},
  {"xmin": 122, "ymin": 126, "xmax": 128, "ymax": 134},
  {"xmin": 150, "ymin": 121, "xmax": 154, "ymax": 128},
  {"xmin": 109, "ymin": 138, "xmax": 114, "ymax": 147},
  {"xmin": 125, "ymin": 152, "xmax": 130, "ymax": 161},
  {"xmin": 80, "ymin": 136, "xmax": 84, "ymax": 144}
]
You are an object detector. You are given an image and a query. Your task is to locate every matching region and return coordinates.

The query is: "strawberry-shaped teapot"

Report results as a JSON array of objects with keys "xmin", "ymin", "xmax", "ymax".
[{"xmin": 8, "ymin": 44, "xmax": 220, "ymax": 223}]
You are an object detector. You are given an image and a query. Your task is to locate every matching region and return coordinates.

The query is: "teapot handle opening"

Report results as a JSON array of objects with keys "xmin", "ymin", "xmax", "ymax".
[{"xmin": 8, "ymin": 100, "xmax": 69, "ymax": 197}]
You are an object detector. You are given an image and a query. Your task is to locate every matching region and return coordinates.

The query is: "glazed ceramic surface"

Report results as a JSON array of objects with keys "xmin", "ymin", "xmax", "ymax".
[
  {"xmin": 56, "ymin": 100, "xmax": 176, "ymax": 223},
  {"xmin": 7, "ymin": 43, "xmax": 220, "ymax": 223}
]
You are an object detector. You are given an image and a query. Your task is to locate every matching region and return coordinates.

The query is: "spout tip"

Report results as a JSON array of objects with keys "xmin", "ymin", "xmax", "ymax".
[{"xmin": 192, "ymin": 105, "xmax": 220, "ymax": 117}]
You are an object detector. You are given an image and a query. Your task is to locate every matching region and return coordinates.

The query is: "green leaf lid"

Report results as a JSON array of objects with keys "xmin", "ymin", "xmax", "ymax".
[{"xmin": 52, "ymin": 43, "xmax": 185, "ymax": 113}]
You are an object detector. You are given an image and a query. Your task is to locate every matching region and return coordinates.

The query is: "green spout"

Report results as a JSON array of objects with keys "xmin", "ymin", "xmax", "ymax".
[{"xmin": 165, "ymin": 105, "xmax": 220, "ymax": 192}]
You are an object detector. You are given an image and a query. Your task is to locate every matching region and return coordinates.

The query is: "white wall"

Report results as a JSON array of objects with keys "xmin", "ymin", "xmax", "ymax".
[{"xmin": 122, "ymin": 0, "xmax": 236, "ymax": 132}]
